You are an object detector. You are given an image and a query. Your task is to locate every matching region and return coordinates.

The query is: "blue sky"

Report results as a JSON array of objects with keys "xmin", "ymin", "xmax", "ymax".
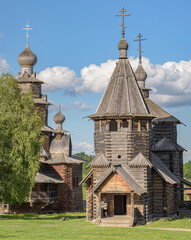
[{"xmin": 0, "ymin": 0, "xmax": 191, "ymax": 161}]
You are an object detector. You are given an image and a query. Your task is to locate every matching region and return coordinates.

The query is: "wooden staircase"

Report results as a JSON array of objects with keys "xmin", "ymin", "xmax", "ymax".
[{"xmin": 99, "ymin": 215, "xmax": 132, "ymax": 227}]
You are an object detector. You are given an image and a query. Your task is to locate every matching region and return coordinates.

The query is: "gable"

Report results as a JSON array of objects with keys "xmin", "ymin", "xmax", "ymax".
[{"xmin": 101, "ymin": 172, "xmax": 133, "ymax": 193}]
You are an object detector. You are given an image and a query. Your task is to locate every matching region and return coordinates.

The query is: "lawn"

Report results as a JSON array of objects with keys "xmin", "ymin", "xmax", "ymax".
[{"xmin": 0, "ymin": 213, "xmax": 191, "ymax": 240}]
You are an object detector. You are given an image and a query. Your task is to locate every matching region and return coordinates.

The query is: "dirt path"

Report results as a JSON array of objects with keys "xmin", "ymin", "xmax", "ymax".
[{"xmin": 136, "ymin": 227, "xmax": 191, "ymax": 232}]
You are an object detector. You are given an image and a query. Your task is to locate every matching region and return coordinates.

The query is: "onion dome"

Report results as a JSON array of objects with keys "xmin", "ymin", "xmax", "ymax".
[
  {"xmin": 18, "ymin": 45, "xmax": 37, "ymax": 67},
  {"xmin": 53, "ymin": 107, "xmax": 65, "ymax": 124},
  {"xmin": 135, "ymin": 63, "xmax": 147, "ymax": 83},
  {"xmin": 118, "ymin": 38, "xmax": 128, "ymax": 50},
  {"xmin": 118, "ymin": 38, "xmax": 128, "ymax": 59}
]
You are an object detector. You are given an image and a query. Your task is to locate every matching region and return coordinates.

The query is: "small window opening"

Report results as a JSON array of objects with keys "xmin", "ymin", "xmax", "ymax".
[
  {"xmin": 141, "ymin": 121, "xmax": 147, "ymax": 131},
  {"xmin": 118, "ymin": 155, "xmax": 121, "ymax": 159},
  {"xmin": 109, "ymin": 120, "xmax": 117, "ymax": 131},
  {"xmin": 72, "ymin": 177, "xmax": 76, "ymax": 188},
  {"xmin": 76, "ymin": 177, "xmax": 79, "ymax": 187},
  {"xmin": 170, "ymin": 153, "xmax": 173, "ymax": 172},
  {"xmin": 122, "ymin": 119, "xmax": 128, "ymax": 128}
]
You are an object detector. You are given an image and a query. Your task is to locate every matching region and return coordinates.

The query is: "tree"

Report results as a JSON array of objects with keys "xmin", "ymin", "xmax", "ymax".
[
  {"xmin": 0, "ymin": 73, "xmax": 43, "ymax": 204},
  {"xmin": 74, "ymin": 152, "xmax": 94, "ymax": 177},
  {"xmin": 184, "ymin": 161, "xmax": 191, "ymax": 181}
]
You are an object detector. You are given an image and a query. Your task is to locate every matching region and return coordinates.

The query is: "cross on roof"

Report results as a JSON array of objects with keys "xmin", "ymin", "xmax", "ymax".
[
  {"xmin": 23, "ymin": 22, "xmax": 32, "ymax": 46},
  {"xmin": 116, "ymin": 8, "xmax": 131, "ymax": 38},
  {"xmin": 134, "ymin": 33, "xmax": 146, "ymax": 63}
]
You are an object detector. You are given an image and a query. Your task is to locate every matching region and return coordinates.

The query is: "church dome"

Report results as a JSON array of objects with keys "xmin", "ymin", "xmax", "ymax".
[
  {"xmin": 53, "ymin": 108, "xmax": 65, "ymax": 124},
  {"xmin": 135, "ymin": 63, "xmax": 147, "ymax": 82},
  {"xmin": 118, "ymin": 38, "xmax": 128, "ymax": 50},
  {"xmin": 18, "ymin": 45, "xmax": 37, "ymax": 67}
]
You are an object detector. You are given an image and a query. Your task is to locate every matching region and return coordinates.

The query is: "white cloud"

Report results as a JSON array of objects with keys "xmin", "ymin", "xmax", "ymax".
[
  {"xmin": 184, "ymin": 150, "xmax": 191, "ymax": 163},
  {"xmin": 38, "ymin": 57, "xmax": 191, "ymax": 108},
  {"xmin": 38, "ymin": 66, "xmax": 80, "ymax": 92},
  {"xmin": 0, "ymin": 58, "xmax": 10, "ymax": 74},
  {"xmin": 72, "ymin": 141, "xmax": 94, "ymax": 155},
  {"xmin": 76, "ymin": 56, "xmax": 191, "ymax": 108},
  {"xmin": 141, "ymin": 58, "xmax": 191, "ymax": 107},
  {"xmin": 70, "ymin": 100, "xmax": 93, "ymax": 111},
  {"xmin": 75, "ymin": 59, "xmax": 117, "ymax": 93}
]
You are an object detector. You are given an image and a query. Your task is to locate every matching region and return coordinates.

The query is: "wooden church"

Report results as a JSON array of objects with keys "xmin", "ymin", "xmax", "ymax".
[
  {"xmin": 80, "ymin": 8, "xmax": 191, "ymax": 226},
  {"xmin": 10, "ymin": 34, "xmax": 84, "ymax": 213}
]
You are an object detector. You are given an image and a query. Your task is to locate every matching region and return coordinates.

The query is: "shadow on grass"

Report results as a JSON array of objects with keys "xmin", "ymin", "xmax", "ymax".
[{"xmin": 0, "ymin": 213, "xmax": 86, "ymax": 221}]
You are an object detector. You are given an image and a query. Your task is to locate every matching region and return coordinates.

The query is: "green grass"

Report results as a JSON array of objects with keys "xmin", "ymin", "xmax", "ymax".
[
  {"xmin": 0, "ymin": 213, "xmax": 191, "ymax": 240},
  {"xmin": 138, "ymin": 217, "xmax": 191, "ymax": 229}
]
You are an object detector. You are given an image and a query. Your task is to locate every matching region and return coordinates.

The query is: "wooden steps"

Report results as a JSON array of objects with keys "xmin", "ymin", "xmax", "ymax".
[{"xmin": 99, "ymin": 215, "xmax": 132, "ymax": 227}]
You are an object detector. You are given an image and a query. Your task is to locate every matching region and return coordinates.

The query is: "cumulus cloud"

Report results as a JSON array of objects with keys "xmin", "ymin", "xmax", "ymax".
[
  {"xmin": 0, "ymin": 58, "xmax": 10, "ymax": 74},
  {"xmin": 72, "ymin": 141, "xmax": 94, "ymax": 155},
  {"xmin": 141, "ymin": 58, "xmax": 191, "ymax": 107},
  {"xmin": 70, "ymin": 100, "xmax": 93, "ymax": 111},
  {"xmin": 76, "ymin": 56, "xmax": 191, "ymax": 108},
  {"xmin": 75, "ymin": 59, "xmax": 117, "ymax": 93},
  {"xmin": 184, "ymin": 150, "xmax": 191, "ymax": 163},
  {"xmin": 38, "ymin": 66, "xmax": 80, "ymax": 92},
  {"xmin": 38, "ymin": 57, "xmax": 191, "ymax": 107}
]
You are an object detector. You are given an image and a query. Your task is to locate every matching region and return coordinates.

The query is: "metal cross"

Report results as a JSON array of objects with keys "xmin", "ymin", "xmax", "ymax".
[
  {"xmin": 23, "ymin": 22, "xmax": 32, "ymax": 46},
  {"xmin": 134, "ymin": 33, "xmax": 146, "ymax": 63},
  {"xmin": 116, "ymin": 8, "xmax": 131, "ymax": 38}
]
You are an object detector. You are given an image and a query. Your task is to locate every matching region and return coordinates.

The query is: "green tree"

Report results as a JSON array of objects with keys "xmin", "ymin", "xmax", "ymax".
[
  {"xmin": 74, "ymin": 152, "xmax": 94, "ymax": 177},
  {"xmin": 184, "ymin": 160, "xmax": 191, "ymax": 181},
  {"xmin": 0, "ymin": 73, "xmax": 43, "ymax": 204},
  {"xmin": 74, "ymin": 152, "xmax": 94, "ymax": 200}
]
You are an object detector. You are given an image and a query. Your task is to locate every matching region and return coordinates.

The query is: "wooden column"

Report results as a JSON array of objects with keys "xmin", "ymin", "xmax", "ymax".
[
  {"xmin": 98, "ymin": 191, "xmax": 101, "ymax": 224},
  {"xmin": 126, "ymin": 194, "xmax": 129, "ymax": 215},
  {"xmin": 130, "ymin": 192, "xmax": 135, "ymax": 227}
]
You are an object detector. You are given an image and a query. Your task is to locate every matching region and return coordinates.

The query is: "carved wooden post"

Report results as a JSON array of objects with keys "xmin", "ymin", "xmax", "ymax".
[
  {"xmin": 131, "ymin": 191, "xmax": 134, "ymax": 226},
  {"xmin": 98, "ymin": 191, "xmax": 101, "ymax": 224}
]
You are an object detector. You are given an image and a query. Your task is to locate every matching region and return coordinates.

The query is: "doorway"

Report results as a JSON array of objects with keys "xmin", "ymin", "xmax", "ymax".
[{"xmin": 114, "ymin": 195, "xmax": 126, "ymax": 215}]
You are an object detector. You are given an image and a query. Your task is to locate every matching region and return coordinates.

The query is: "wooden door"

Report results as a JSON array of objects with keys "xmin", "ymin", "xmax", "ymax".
[{"xmin": 114, "ymin": 195, "xmax": 126, "ymax": 215}]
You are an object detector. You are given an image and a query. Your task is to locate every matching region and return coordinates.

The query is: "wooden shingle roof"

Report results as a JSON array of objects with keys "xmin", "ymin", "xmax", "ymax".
[
  {"xmin": 79, "ymin": 169, "xmax": 93, "ymax": 185},
  {"xmin": 151, "ymin": 153, "xmax": 180, "ymax": 184},
  {"xmin": 86, "ymin": 153, "xmax": 110, "ymax": 168},
  {"xmin": 129, "ymin": 152, "xmax": 152, "ymax": 167},
  {"xmin": 145, "ymin": 98, "xmax": 183, "ymax": 124},
  {"xmin": 41, "ymin": 154, "xmax": 85, "ymax": 165},
  {"xmin": 35, "ymin": 172, "xmax": 64, "ymax": 184},
  {"xmin": 152, "ymin": 137, "xmax": 186, "ymax": 152},
  {"xmin": 88, "ymin": 56, "xmax": 152, "ymax": 119},
  {"xmin": 90, "ymin": 165, "xmax": 145, "ymax": 195}
]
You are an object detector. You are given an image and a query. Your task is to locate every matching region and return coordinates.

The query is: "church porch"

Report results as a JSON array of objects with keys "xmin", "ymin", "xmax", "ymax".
[{"xmin": 98, "ymin": 192, "xmax": 137, "ymax": 227}]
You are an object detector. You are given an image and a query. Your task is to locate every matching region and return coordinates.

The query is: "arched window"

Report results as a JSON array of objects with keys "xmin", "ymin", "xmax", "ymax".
[{"xmin": 109, "ymin": 120, "xmax": 117, "ymax": 131}]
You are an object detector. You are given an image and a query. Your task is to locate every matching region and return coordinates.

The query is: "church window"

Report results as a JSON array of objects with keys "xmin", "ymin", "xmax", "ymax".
[
  {"xmin": 73, "ymin": 177, "xmax": 76, "ymax": 188},
  {"xmin": 132, "ymin": 120, "xmax": 138, "ymax": 130},
  {"xmin": 40, "ymin": 183, "xmax": 48, "ymax": 192},
  {"xmin": 109, "ymin": 120, "xmax": 117, "ymax": 131},
  {"xmin": 141, "ymin": 121, "xmax": 147, "ymax": 131},
  {"xmin": 76, "ymin": 177, "xmax": 79, "ymax": 187},
  {"xmin": 170, "ymin": 153, "xmax": 173, "ymax": 172},
  {"xmin": 122, "ymin": 119, "xmax": 128, "ymax": 128}
]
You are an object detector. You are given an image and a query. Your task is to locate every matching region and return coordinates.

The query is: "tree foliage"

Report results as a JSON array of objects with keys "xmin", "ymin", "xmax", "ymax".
[
  {"xmin": 74, "ymin": 152, "xmax": 94, "ymax": 177},
  {"xmin": 0, "ymin": 74, "xmax": 43, "ymax": 204},
  {"xmin": 184, "ymin": 161, "xmax": 191, "ymax": 181}
]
